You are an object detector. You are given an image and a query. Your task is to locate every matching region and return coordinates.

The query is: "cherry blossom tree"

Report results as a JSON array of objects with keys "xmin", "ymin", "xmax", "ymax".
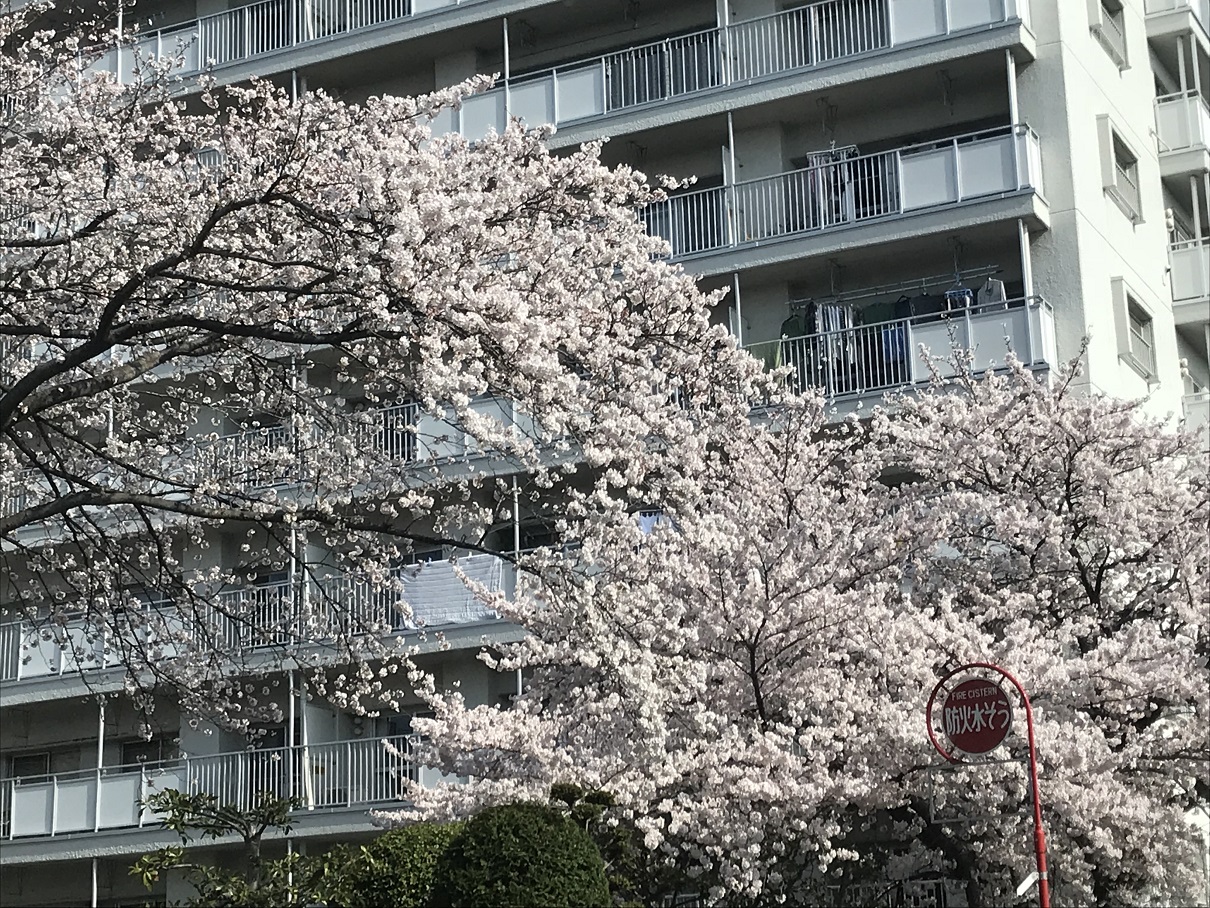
[
  {"xmin": 0, "ymin": 3, "xmax": 761, "ymax": 723},
  {"xmin": 392, "ymin": 360, "xmax": 1209, "ymax": 907}
]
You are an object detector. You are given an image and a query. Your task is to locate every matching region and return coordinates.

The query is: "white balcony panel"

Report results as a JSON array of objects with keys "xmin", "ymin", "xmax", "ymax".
[
  {"xmin": 509, "ymin": 78, "xmax": 555, "ymax": 130},
  {"xmin": 11, "ymin": 782, "xmax": 56, "ymax": 837},
  {"xmin": 1171, "ymin": 240, "xmax": 1210, "ymax": 303},
  {"xmin": 98, "ymin": 773, "xmax": 144, "ymax": 828},
  {"xmin": 554, "ymin": 65, "xmax": 606, "ymax": 124},
  {"xmin": 1184, "ymin": 392, "xmax": 1210, "ymax": 452},
  {"xmin": 958, "ymin": 132, "xmax": 1019, "ymax": 198},
  {"xmin": 890, "ymin": 0, "xmax": 945, "ymax": 43},
  {"xmin": 900, "ymin": 146, "xmax": 958, "ymax": 210},
  {"xmin": 950, "ymin": 0, "xmax": 1009, "ymax": 32},
  {"xmin": 460, "ymin": 91, "xmax": 506, "ymax": 140},
  {"xmin": 1156, "ymin": 93, "xmax": 1210, "ymax": 153}
]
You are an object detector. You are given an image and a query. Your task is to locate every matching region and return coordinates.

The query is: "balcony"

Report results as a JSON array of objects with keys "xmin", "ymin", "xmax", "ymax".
[
  {"xmin": 638, "ymin": 125, "xmax": 1043, "ymax": 266},
  {"xmin": 745, "ymin": 296, "xmax": 1056, "ymax": 404},
  {"xmin": 1170, "ymin": 238, "xmax": 1210, "ymax": 324},
  {"xmin": 0, "ymin": 735, "xmax": 431, "ymax": 840},
  {"xmin": 1184, "ymin": 391, "xmax": 1210, "ymax": 451},
  {"xmin": 432, "ymin": 0, "xmax": 1031, "ymax": 141},
  {"xmin": 1155, "ymin": 91, "xmax": 1210, "ymax": 177},
  {"xmin": 89, "ymin": 0, "xmax": 496, "ymax": 80},
  {"xmin": 0, "ymin": 554, "xmax": 511, "ymax": 684}
]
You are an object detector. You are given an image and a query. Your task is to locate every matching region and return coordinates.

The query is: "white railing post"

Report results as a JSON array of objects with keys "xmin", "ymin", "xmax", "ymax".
[
  {"xmin": 50, "ymin": 775, "xmax": 59, "ymax": 836},
  {"xmin": 952, "ymin": 137, "xmax": 963, "ymax": 200}
]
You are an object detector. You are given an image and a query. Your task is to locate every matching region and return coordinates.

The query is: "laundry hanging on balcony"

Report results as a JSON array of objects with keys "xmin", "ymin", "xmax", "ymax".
[{"xmin": 396, "ymin": 557, "xmax": 502, "ymax": 628}]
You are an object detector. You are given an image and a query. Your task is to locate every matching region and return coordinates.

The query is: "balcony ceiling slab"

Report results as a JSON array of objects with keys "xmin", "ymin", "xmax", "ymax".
[
  {"xmin": 548, "ymin": 23, "xmax": 1036, "ymax": 151},
  {"xmin": 677, "ymin": 192, "xmax": 1049, "ymax": 280},
  {"xmin": 1173, "ymin": 295, "xmax": 1210, "ymax": 326},
  {"xmin": 1146, "ymin": 8, "xmax": 1210, "ymax": 58},
  {"xmin": 1159, "ymin": 147, "xmax": 1210, "ymax": 180}
]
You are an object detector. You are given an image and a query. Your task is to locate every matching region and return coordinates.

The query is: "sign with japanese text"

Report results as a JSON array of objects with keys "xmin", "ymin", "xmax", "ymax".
[{"xmin": 941, "ymin": 678, "xmax": 1013, "ymax": 755}]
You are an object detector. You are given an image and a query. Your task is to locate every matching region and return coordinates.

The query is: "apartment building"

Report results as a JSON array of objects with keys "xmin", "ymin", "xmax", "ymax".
[{"xmin": 2, "ymin": 0, "xmax": 1208, "ymax": 904}]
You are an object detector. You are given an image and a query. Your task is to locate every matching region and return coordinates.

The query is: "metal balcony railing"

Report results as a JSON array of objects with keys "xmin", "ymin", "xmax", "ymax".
[
  {"xmin": 0, "ymin": 554, "xmax": 511, "ymax": 682},
  {"xmin": 1, "ymin": 735, "xmax": 428, "ymax": 839},
  {"xmin": 1092, "ymin": 8, "xmax": 1128, "ymax": 65},
  {"xmin": 91, "ymin": 0, "xmax": 486, "ymax": 78},
  {"xmin": 745, "ymin": 296, "xmax": 1056, "ymax": 399},
  {"xmin": 432, "ymin": 0, "xmax": 1029, "ymax": 138},
  {"xmin": 640, "ymin": 125, "xmax": 1043, "ymax": 261},
  {"xmin": 1155, "ymin": 91, "xmax": 1210, "ymax": 153}
]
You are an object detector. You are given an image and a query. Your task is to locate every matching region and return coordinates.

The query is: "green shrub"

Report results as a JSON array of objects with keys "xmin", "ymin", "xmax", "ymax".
[
  {"xmin": 427, "ymin": 802, "xmax": 611, "ymax": 908},
  {"xmin": 318, "ymin": 821, "xmax": 463, "ymax": 908}
]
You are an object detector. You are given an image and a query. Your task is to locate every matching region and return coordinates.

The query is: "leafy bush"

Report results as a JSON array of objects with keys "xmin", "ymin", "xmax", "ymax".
[
  {"xmin": 428, "ymin": 802, "xmax": 610, "ymax": 907},
  {"xmin": 318, "ymin": 822, "xmax": 464, "ymax": 908}
]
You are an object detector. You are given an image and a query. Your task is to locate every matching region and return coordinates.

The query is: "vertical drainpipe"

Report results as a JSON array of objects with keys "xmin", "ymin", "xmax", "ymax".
[
  {"xmin": 288, "ymin": 669, "xmax": 297, "ymax": 803},
  {"xmin": 511, "ymin": 476, "xmax": 520, "ymax": 558},
  {"xmin": 115, "ymin": 5, "xmax": 123, "ymax": 86},
  {"xmin": 91, "ymin": 858, "xmax": 99, "ymax": 908},
  {"xmin": 716, "ymin": 0, "xmax": 730, "ymax": 86},
  {"xmin": 300, "ymin": 674, "xmax": 313, "ymax": 810},
  {"xmin": 512, "ymin": 476, "xmax": 521, "ymax": 702},
  {"xmin": 1192, "ymin": 175, "xmax": 1204, "ymax": 243},
  {"xmin": 1005, "ymin": 49, "xmax": 1019, "ymax": 126},
  {"xmin": 502, "ymin": 18, "xmax": 511, "ymax": 122},
  {"xmin": 1178, "ymin": 36, "xmax": 1189, "ymax": 93},
  {"xmin": 726, "ymin": 111, "xmax": 738, "ymax": 248},
  {"xmin": 1018, "ymin": 219, "xmax": 1034, "ymax": 300},
  {"xmin": 733, "ymin": 273, "xmax": 744, "ymax": 348},
  {"xmin": 94, "ymin": 697, "xmax": 105, "ymax": 834},
  {"xmin": 1191, "ymin": 35, "xmax": 1203, "ymax": 99}
]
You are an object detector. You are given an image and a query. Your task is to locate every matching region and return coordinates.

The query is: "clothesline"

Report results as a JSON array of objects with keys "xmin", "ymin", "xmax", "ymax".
[{"xmin": 788, "ymin": 264, "xmax": 1002, "ymax": 311}]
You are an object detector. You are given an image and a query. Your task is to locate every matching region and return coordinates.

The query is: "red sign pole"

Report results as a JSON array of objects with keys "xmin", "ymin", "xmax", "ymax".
[{"xmin": 926, "ymin": 662, "xmax": 1050, "ymax": 908}]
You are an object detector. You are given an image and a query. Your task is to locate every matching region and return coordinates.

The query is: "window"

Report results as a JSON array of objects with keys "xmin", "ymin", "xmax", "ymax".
[
  {"xmin": 1090, "ymin": 0, "xmax": 1128, "ymax": 68},
  {"xmin": 1127, "ymin": 302, "xmax": 1156, "ymax": 374},
  {"xmin": 1097, "ymin": 117, "xmax": 1142, "ymax": 222},
  {"xmin": 9, "ymin": 752, "xmax": 49, "ymax": 779},
  {"xmin": 120, "ymin": 739, "xmax": 177, "ymax": 766},
  {"xmin": 1112, "ymin": 278, "xmax": 1158, "ymax": 380}
]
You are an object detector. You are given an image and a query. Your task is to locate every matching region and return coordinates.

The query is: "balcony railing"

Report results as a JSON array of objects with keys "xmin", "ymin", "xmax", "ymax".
[
  {"xmin": 1092, "ymin": 9, "xmax": 1128, "ymax": 65},
  {"xmin": 89, "ymin": 0, "xmax": 487, "ymax": 79},
  {"xmin": 0, "ymin": 554, "xmax": 512, "ymax": 682},
  {"xmin": 745, "ymin": 296, "xmax": 1056, "ymax": 399},
  {"xmin": 1155, "ymin": 91, "xmax": 1210, "ymax": 154},
  {"xmin": 1, "ymin": 735, "xmax": 430, "ymax": 839},
  {"xmin": 1183, "ymin": 391, "xmax": 1210, "ymax": 452},
  {"xmin": 1170, "ymin": 238, "xmax": 1210, "ymax": 302},
  {"xmin": 430, "ymin": 0, "xmax": 1029, "ymax": 139},
  {"xmin": 640, "ymin": 125, "xmax": 1043, "ymax": 260}
]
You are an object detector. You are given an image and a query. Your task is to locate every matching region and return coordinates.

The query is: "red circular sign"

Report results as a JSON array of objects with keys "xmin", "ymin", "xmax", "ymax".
[{"xmin": 941, "ymin": 678, "xmax": 1013, "ymax": 754}]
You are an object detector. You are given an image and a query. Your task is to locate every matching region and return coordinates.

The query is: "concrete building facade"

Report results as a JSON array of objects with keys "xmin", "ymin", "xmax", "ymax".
[{"xmin": 2, "ymin": 0, "xmax": 1208, "ymax": 904}]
